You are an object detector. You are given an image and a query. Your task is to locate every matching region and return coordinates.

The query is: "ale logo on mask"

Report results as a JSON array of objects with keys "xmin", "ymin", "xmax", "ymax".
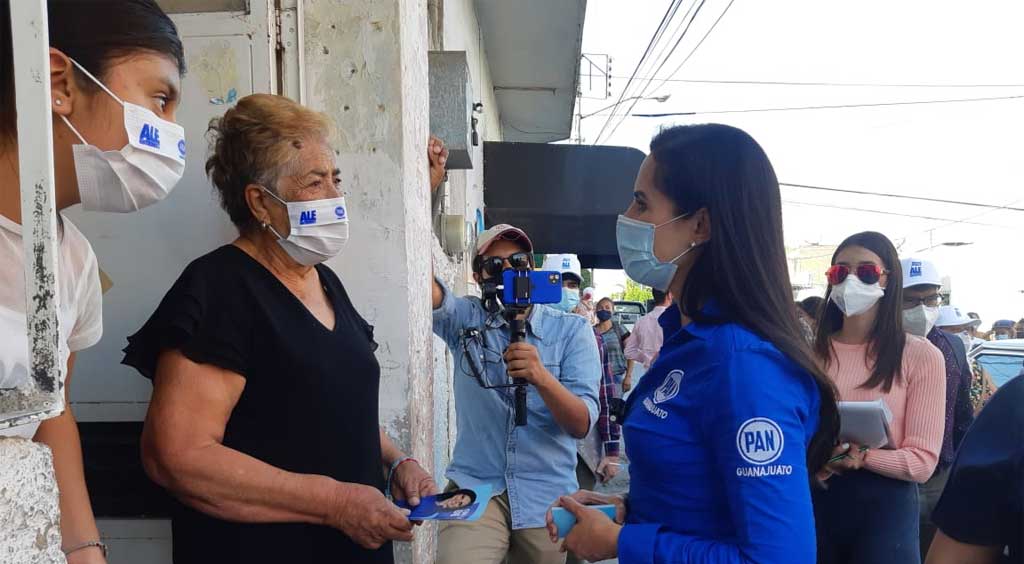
[
  {"xmin": 139, "ymin": 124, "xmax": 161, "ymax": 149},
  {"xmin": 299, "ymin": 210, "xmax": 318, "ymax": 225},
  {"xmin": 334, "ymin": 206, "xmax": 346, "ymax": 220},
  {"xmin": 177, "ymin": 139, "xmax": 186, "ymax": 159}
]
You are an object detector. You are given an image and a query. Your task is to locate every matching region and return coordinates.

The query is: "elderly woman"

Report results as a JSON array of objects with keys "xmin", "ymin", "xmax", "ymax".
[{"xmin": 122, "ymin": 93, "xmax": 435, "ymax": 564}]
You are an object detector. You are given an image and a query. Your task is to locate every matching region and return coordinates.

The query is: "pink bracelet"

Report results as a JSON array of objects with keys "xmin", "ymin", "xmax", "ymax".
[{"xmin": 386, "ymin": 456, "xmax": 419, "ymax": 499}]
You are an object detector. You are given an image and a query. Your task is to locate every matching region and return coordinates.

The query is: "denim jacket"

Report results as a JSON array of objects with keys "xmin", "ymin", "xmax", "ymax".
[{"xmin": 432, "ymin": 278, "xmax": 601, "ymax": 529}]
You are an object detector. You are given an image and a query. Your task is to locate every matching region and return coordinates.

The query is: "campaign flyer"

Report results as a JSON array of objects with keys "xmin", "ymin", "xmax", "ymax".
[{"xmin": 396, "ymin": 485, "xmax": 492, "ymax": 522}]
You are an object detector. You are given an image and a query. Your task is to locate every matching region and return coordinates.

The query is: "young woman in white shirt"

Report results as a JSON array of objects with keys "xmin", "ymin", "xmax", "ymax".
[{"xmin": 0, "ymin": 1, "xmax": 185, "ymax": 562}]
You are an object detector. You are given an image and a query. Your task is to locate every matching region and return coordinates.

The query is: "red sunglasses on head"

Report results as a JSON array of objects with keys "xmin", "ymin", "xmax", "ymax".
[{"xmin": 825, "ymin": 264, "xmax": 885, "ymax": 286}]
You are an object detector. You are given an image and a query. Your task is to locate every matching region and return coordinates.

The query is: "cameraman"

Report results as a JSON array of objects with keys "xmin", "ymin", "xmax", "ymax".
[{"xmin": 428, "ymin": 151, "xmax": 600, "ymax": 564}]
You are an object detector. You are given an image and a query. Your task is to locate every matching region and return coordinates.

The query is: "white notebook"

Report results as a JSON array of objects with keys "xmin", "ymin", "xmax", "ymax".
[{"xmin": 838, "ymin": 399, "xmax": 894, "ymax": 449}]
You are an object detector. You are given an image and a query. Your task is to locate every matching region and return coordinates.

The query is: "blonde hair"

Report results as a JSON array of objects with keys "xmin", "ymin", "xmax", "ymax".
[{"xmin": 205, "ymin": 93, "xmax": 331, "ymax": 233}]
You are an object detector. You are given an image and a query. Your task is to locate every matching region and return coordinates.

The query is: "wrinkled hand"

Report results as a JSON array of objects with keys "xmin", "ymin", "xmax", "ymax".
[
  {"xmin": 555, "ymin": 496, "xmax": 621, "ymax": 561},
  {"xmin": 327, "ymin": 483, "xmax": 414, "ymax": 549},
  {"xmin": 390, "ymin": 459, "xmax": 439, "ymax": 509},
  {"xmin": 428, "ymin": 135, "xmax": 448, "ymax": 191},
  {"xmin": 822, "ymin": 443, "xmax": 867, "ymax": 479},
  {"xmin": 546, "ymin": 490, "xmax": 627, "ymax": 542},
  {"xmin": 596, "ymin": 456, "xmax": 620, "ymax": 483},
  {"xmin": 504, "ymin": 342, "xmax": 552, "ymax": 387}
]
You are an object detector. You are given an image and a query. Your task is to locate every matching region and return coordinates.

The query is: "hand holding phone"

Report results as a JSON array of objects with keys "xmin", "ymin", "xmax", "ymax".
[{"xmin": 550, "ymin": 505, "xmax": 618, "ymax": 538}]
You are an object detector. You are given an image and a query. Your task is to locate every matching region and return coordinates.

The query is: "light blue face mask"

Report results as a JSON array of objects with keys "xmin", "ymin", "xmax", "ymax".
[
  {"xmin": 616, "ymin": 214, "xmax": 702, "ymax": 291},
  {"xmin": 554, "ymin": 287, "xmax": 581, "ymax": 313}
]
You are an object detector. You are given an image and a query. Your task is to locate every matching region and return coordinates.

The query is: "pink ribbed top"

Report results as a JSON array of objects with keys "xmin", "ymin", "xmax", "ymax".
[{"xmin": 827, "ymin": 334, "xmax": 946, "ymax": 483}]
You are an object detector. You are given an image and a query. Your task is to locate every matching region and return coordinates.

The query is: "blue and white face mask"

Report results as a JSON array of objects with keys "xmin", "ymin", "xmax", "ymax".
[
  {"xmin": 262, "ymin": 188, "xmax": 350, "ymax": 266},
  {"xmin": 61, "ymin": 58, "xmax": 185, "ymax": 213},
  {"xmin": 553, "ymin": 287, "xmax": 580, "ymax": 313},
  {"xmin": 615, "ymin": 214, "xmax": 701, "ymax": 292}
]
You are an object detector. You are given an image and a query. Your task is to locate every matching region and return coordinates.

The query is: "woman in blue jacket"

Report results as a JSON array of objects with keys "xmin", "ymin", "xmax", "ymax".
[{"xmin": 546, "ymin": 124, "xmax": 839, "ymax": 563}]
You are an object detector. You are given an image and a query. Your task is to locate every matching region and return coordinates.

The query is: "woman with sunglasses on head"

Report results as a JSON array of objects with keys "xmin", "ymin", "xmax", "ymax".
[
  {"xmin": 1, "ymin": 2, "xmax": 184, "ymax": 562},
  {"xmin": 812, "ymin": 232, "xmax": 946, "ymax": 564},
  {"xmin": 545, "ymin": 124, "xmax": 839, "ymax": 564}
]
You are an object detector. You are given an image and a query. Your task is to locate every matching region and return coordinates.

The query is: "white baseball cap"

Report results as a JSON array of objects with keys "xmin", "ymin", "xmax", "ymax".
[
  {"xmin": 936, "ymin": 306, "xmax": 981, "ymax": 329},
  {"xmin": 900, "ymin": 257, "xmax": 942, "ymax": 288},
  {"xmin": 541, "ymin": 253, "xmax": 582, "ymax": 283},
  {"xmin": 475, "ymin": 224, "xmax": 533, "ymax": 256}
]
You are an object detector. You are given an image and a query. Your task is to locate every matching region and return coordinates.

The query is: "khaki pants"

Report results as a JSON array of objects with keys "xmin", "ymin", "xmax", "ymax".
[{"xmin": 436, "ymin": 482, "xmax": 566, "ymax": 564}]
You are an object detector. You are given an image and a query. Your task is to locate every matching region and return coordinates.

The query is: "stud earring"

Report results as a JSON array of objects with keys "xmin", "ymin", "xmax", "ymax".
[{"xmin": 54, "ymin": 99, "xmax": 63, "ymax": 106}]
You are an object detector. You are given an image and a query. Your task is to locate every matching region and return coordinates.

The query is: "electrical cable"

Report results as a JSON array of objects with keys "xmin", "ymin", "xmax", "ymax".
[
  {"xmin": 782, "ymin": 200, "xmax": 1010, "ymax": 226},
  {"xmin": 632, "ymin": 94, "xmax": 1024, "ymax": 117},
  {"xmin": 781, "ymin": 183, "xmax": 1024, "ymax": 212},
  {"xmin": 601, "ymin": 0, "xmax": 736, "ymax": 144},
  {"xmin": 598, "ymin": 0, "xmax": 710, "ymax": 144},
  {"xmin": 606, "ymin": 76, "xmax": 1024, "ymax": 88},
  {"xmin": 591, "ymin": 0, "xmax": 684, "ymax": 143}
]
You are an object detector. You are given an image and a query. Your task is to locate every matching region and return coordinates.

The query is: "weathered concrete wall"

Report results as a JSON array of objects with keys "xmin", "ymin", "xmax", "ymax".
[
  {"xmin": 303, "ymin": 1, "xmax": 435, "ymax": 562},
  {"xmin": 0, "ymin": 439, "xmax": 63, "ymax": 564},
  {"xmin": 442, "ymin": 0, "xmax": 501, "ymax": 295}
]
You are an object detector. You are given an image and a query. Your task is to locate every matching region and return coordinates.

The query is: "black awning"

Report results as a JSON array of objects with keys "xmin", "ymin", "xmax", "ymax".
[{"xmin": 483, "ymin": 142, "xmax": 645, "ymax": 269}]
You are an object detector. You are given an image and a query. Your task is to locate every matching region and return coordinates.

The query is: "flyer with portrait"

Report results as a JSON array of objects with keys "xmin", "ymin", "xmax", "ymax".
[{"xmin": 396, "ymin": 485, "xmax": 492, "ymax": 522}]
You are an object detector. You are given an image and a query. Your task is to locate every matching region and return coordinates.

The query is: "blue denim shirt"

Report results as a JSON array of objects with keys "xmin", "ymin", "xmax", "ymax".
[{"xmin": 432, "ymin": 278, "xmax": 601, "ymax": 529}]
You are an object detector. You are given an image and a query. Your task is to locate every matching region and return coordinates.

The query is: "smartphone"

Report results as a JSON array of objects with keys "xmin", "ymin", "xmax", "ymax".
[
  {"xmin": 551, "ymin": 505, "xmax": 618, "ymax": 538},
  {"xmin": 502, "ymin": 270, "xmax": 562, "ymax": 307}
]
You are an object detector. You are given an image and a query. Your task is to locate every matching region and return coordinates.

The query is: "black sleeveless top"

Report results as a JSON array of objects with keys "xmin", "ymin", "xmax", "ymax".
[{"xmin": 123, "ymin": 245, "xmax": 392, "ymax": 564}]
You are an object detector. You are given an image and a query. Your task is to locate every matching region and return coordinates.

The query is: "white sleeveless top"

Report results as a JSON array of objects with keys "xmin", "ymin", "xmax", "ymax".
[{"xmin": 0, "ymin": 212, "xmax": 102, "ymax": 439}]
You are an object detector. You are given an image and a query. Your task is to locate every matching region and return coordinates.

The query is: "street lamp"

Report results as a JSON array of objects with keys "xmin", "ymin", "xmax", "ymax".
[
  {"xmin": 580, "ymin": 93, "xmax": 671, "ymax": 120},
  {"xmin": 574, "ymin": 94, "xmax": 671, "ymax": 144}
]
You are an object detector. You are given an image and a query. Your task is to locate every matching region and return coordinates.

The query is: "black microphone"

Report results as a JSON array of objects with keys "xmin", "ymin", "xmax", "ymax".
[{"xmin": 509, "ymin": 315, "xmax": 528, "ymax": 426}]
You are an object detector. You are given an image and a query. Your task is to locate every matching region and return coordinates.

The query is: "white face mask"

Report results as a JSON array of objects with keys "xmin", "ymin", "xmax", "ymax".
[
  {"xmin": 830, "ymin": 277, "xmax": 885, "ymax": 317},
  {"xmin": 903, "ymin": 305, "xmax": 940, "ymax": 337},
  {"xmin": 955, "ymin": 331, "xmax": 973, "ymax": 351},
  {"xmin": 262, "ymin": 188, "xmax": 349, "ymax": 266},
  {"xmin": 60, "ymin": 58, "xmax": 185, "ymax": 213}
]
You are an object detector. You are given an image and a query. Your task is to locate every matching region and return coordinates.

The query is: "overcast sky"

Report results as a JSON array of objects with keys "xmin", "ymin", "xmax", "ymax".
[{"xmin": 579, "ymin": 0, "xmax": 1024, "ymax": 326}]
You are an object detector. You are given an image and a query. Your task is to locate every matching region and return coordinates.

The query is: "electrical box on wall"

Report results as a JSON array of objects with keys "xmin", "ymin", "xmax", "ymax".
[{"xmin": 429, "ymin": 51, "xmax": 474, "ymax": 170}]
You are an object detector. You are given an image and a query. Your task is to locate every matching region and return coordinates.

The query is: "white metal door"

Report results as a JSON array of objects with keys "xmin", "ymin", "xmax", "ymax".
[{"xmin": 64, "ymin": 3, "xmax": 276, "ymax": 422}]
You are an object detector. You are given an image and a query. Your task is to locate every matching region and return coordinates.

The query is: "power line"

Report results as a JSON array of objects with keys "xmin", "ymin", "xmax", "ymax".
[
  {"xmin": 601, "ymin": 0, "xmax": 707, "ymax": 143},
  {"xmin": 592, "ymin": 0, "xmax": 684, "ymax": 143},
  {"xmin": 898, "ymin": 197, "xmax": 1024, "ymax": 247},
  {"xmin": 634, "ymin": 93, "xmax": 1024, "ymax": 116},
  {"xmin": 782, "ymin": 200, "xmax": 1010, "ymax": 226},
  {"xmin": 605, "ymin": 75, "xmax": 1024, "ymax": 88},
  {"xmin": 632, "ymin": 0, "xmax": 695, "ymax": 88},
  {"xmin": 781, "ymin": 183, "xmax": 1024, "ymax": 212},
  {"xmin": 602, "ymin": 0, "xmax": 736, "ymax": 144}
]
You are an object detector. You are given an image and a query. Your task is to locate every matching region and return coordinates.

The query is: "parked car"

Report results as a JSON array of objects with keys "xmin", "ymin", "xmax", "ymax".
[
  {"xmin": 969, "ymin": 339, "xmax": 1024, "ymax": 388},
  {"xmin": 613, "ymin": 301, "xmax": 647, "ymax": 333}
]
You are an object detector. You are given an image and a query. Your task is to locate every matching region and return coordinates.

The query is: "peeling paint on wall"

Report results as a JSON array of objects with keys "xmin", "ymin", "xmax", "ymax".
[
  {"xmin": 303, "ymin": 1, "xmax": 403, "ymax": 161},
  {"xmin": 188, "ymin": 40, "xmax": 240, "ymax": 105}
]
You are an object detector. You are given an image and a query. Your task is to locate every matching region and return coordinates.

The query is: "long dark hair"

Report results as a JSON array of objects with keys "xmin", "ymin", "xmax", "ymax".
[
  {"xmin": 649, "ymin": 124, "xmax": 839, "ymax": 479},
  {"xmin": 814, "ymin": 231, "xmax": 906, "ymax": 393},
  {"xmin": 1, "ymin": 0, "xmax": 184, "ymax": 143}
]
